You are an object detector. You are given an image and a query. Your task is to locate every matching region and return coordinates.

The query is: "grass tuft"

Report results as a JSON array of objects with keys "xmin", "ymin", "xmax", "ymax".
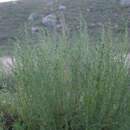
[{"xmin": 0, "ymin": 26, "xmax": 130, "ymax": 130}]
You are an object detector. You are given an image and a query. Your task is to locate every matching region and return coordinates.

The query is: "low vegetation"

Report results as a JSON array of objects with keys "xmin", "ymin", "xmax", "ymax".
[{"xmin": 0, "ymin": 26, "xmax": 130, "ymax": 130}]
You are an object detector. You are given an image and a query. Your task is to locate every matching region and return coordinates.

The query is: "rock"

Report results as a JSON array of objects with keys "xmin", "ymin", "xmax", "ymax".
[
  {"xmin": 56, "ymin": 23, "xmax": 63, "ymax": 31},
  {"xmin": 42, "ymin": 14, "xmax": 57, "ymax": 27},
  {"xmin": 120, "ymin": 0, "xmax": 130, "ymax": 6},
  {"xmin": 28, "ymin": 12, "xmax": 39, "ymax": 23},
  {"xmin": 31, "ymin": 26, "xmax": 40, "ymax": 33},
  {"xmin": 86, "ymin": 8, "xmax": 90, "ymax": 12},
  {"xmin": 59, "ymin": 5, "xmax": 66, "ymax": 11},
  {"xmin": 0, "ymin": 56, "xmax": 14, "ymax": 74}
]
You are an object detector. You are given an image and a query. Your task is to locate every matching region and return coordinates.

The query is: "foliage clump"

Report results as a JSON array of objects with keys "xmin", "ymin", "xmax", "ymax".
[{"xmin": 0, "ymin": 27, "xmax": 130, "ymax": 130}]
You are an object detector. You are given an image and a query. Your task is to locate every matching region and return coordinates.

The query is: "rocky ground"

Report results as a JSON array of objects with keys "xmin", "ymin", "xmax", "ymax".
[{"xmin": 0, "ymin": 0, "xmax": 129, "ymax": 55}]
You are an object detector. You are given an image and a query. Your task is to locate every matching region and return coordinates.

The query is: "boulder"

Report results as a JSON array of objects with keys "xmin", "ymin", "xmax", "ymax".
[
  {"xmin": 42, "ymin": 14, "xmax": 57, "ymax": 27},
  {"xmin": 120, "ymin": 0, "xmax": 130, "ymax": 6},
  {"xmin": 0, "ymin": 56, "xmax": 14, "ymax": 75}
]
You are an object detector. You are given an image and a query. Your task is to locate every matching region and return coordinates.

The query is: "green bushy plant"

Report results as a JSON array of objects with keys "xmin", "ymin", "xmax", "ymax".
[{"xmin": 0, "ymin": 26, "xmax": 129, "ymax": 130}]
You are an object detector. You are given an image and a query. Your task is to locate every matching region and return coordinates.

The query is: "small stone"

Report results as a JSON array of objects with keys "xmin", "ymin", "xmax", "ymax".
[
  {"xmin": 59, "ymin": 5, "xmax": 66, "ymax": 11},
  {"xmin": 89, "ymin": 23, "xmax": 96, "ymax": 28},
  {"xmin": 31, "ymin": 27, "xmax": 40, "ymax": 33},
  {"xmin": 0, "ymin": 56, "xmax": 15, "ymax": 74},
  {"xmin": 86, "ymin": 8, "xmax": 90, "ymax": 12},
  {"xmin": 56, "ymin": 24, "xmax": 62, "ymax": 29}
]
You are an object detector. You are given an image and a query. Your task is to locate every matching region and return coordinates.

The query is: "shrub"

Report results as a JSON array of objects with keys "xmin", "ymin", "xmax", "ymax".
[{"xmin": 0, "ymin": 27, "xmax": 130, "ymax": 130}]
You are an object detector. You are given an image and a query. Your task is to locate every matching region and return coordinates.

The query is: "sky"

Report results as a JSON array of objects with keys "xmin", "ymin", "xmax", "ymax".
[{"xmin": 0, "ymin": 0, "xmax": 19, "ymax": 3}]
